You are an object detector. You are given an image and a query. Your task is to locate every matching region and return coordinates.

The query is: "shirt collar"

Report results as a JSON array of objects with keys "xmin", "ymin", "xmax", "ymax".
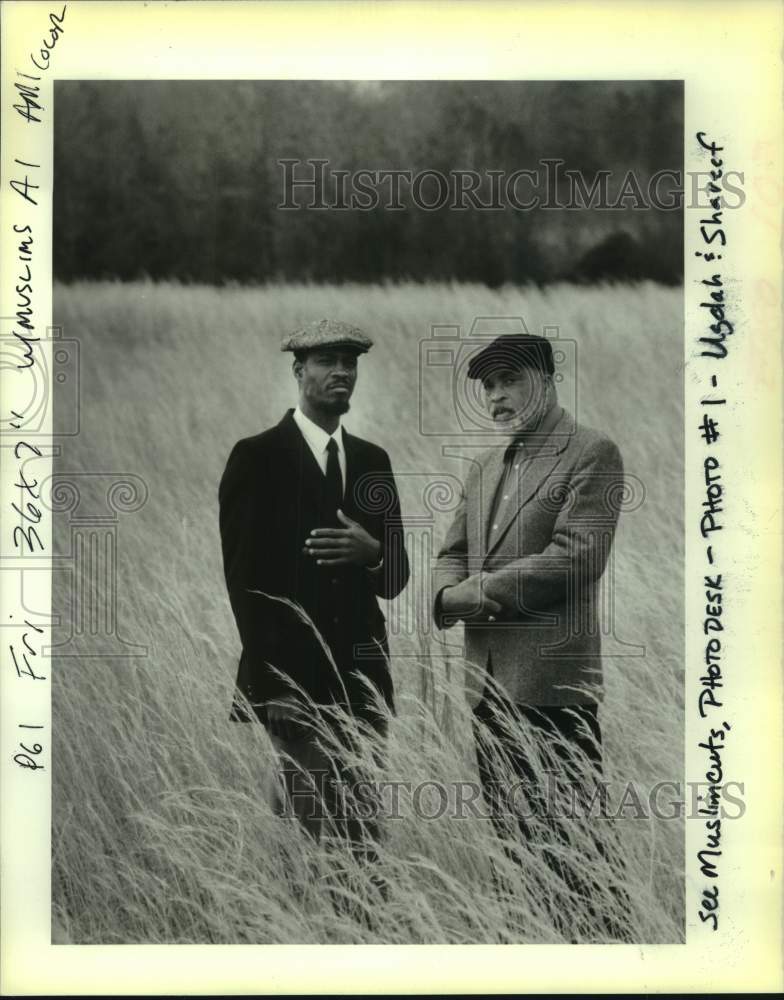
[{"xmin": 293, "ymin": 405, "xmax": 344, "ymax": 455}]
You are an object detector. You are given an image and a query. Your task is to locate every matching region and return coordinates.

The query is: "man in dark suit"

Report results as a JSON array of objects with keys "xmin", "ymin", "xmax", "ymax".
[
  {"xmin": 219, "ymin": 319, "xmax": 409, "ymax": 843},
  {"xmin": 432, "ymin": 333, "xmax": 627, "ymax": 937}
]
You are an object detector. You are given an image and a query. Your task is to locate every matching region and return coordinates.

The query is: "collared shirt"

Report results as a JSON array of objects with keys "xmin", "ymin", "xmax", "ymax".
[
  {"xmin": 292, "ymin": 405, "xmax": 383, "ymax": 572},
  {"xmin": 293, "ymin": 405, "xmax": 346, "ymax": 492},
  {"xmin": 487, "ymin": 403, "xmax": 563, "ymax": 547}
]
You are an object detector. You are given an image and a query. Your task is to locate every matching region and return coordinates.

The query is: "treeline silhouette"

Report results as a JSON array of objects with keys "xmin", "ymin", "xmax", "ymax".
[{"xmin": 54, "ymin": 80, "xmax": 683, "ymax": 286}]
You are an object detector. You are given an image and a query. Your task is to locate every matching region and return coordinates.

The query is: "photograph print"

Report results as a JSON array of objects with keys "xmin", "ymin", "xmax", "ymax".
[{"xmin": 50, "ymin": 78, "xmax": 685, "ymax": 945}]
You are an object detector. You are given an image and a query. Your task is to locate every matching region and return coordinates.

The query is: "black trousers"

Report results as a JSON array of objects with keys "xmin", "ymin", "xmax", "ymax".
[
  {"xmin": 265, "ymin": 699, "xmax": 387, "ymax": 865},
  {"xmin": 472, "ymin": 689, "xmax": 630, "ymax": 940}
]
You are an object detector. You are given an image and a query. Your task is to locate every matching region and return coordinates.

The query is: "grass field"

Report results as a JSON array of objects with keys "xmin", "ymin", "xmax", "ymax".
[{"xmin": 51, "ymin": 280, "xmax": 684, "ymax": 944}]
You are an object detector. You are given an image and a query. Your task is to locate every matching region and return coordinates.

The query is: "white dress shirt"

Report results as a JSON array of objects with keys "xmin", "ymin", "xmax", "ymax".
[
  {"xmin": 292, "ymin": 405, "xmax": 383, "ymax": 571},
  {"xmin": 293, "ymin": 405, "xmax": 346, "ymax": 493}
]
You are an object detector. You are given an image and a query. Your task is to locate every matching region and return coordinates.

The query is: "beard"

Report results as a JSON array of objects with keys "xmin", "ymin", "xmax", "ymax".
[
  {"xmin": 319, "ymin": 396, "xmax": 351, "ymax": 416},
  {"xmin": 510, "ymin": 393, "xmax": 550, "ymax": 433}
]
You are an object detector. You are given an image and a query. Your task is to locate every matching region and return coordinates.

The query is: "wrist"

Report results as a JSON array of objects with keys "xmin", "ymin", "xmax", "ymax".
[
  {"xmin": 365, "ymin": 540, "xmax": 383, "ymax": 570},
  {"xmin": 440, "ymin": 583, "xmax": 460, "ymax": 612}
]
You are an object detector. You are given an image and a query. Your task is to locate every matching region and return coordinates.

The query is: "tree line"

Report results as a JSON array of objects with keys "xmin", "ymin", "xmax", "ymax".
[{"xmin": 53, "ymin": 80, "xmax": 683, "ymax": 286}]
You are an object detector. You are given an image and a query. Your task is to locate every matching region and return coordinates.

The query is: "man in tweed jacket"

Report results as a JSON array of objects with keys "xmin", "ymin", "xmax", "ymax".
[{"xmin": 432, "ymin": 333, "xmax": 626, "ymax": 932}]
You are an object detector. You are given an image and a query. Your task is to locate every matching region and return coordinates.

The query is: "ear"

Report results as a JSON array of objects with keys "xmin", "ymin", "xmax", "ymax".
[{"xmin": 292, "ymin": 359, "xmax": 303, "ymax": 381}]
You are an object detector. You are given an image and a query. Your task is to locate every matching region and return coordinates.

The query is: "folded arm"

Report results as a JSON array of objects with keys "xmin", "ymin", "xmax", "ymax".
[
  {"xmin": 432, "ymin": 483, "xmax": 493, "ymax": 628},
  {"xmin": 481, "ymin": 438, "xmax": 624, "ymax": 616}
]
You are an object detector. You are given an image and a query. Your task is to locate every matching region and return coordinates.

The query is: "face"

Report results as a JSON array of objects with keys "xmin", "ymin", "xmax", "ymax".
[
  {"xmin": 481, "ymin": 366, "xmax": 549, "ymax": 432},
  {"xmin": 294, "ymin": 348, "xmax": 359, "ymax": 415}
]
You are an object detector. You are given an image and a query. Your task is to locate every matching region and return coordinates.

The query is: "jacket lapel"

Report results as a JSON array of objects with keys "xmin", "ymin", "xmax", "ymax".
[
  {"xmin": 480, "ymin": 445, "xmax": 508, "ymax": 552},
  {"xmin": 276, "ymin": 409, "xmax": 329, "ymax": 511},
  {"xmin": 342, "ymin": 431, "xmax": 362, "ymax": 518},
  {"xmin": 279, "ymin": 410, "xmax": 366, "ymax": 522},
  {"xmin": 483, "ymin": 409, "xmax": 573, "ymax": 559}
]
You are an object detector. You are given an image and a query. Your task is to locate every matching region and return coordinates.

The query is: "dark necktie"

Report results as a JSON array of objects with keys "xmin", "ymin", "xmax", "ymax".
[{"xmin": 324, "ymin": 437, "xmax": 343, "ymax": 524}]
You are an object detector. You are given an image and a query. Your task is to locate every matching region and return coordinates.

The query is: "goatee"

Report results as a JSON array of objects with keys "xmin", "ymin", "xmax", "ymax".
[{"xmin": 321, "ymin": 398, "xmax": 351, "ymax": 416}]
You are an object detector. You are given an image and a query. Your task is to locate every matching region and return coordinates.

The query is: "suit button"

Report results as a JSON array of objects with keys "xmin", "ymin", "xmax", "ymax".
[
  {"xmin": 487, "ymin": 614, "xmax": 496, "ymax": 622},
  {"xmin": 333, "ymin": 616, "xmax": 339, "ymax": 624},
  {"xmin": 331, "ymin": 577, "xmax": 339, "ymax": 585}
]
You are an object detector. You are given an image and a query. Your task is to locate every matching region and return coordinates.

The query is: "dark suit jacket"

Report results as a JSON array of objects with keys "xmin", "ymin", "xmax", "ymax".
[
  {"xmin": 433, "ymin": 408, "xmax": 624, "ymax": 708},
  {"xmin": 219, "ymin": 409, "xmax": 409, "ymax": 721}
]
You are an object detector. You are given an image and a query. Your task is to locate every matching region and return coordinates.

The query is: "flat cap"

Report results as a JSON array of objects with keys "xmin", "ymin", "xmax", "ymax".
[
  {"xmin": 280, "ymin": 318, "xmax": 373, "ymax": 354},
  {"xmin": 467, "ymin": 333, "xmax": 554, "ymax": 380}
]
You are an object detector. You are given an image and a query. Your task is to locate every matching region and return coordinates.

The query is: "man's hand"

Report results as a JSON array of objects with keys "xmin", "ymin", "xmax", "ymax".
[
  {"xmin": 304, "ymin": 509, "xmax": 382, "ymax": 567},
  {"xmin": 440, "ymin": 574, "xmax": 502, "ymax": 621}
]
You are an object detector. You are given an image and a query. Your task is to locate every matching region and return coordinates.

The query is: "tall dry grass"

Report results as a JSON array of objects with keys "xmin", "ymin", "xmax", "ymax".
[{"xmin": 51, "ymin": 280, "xmax": 683, "ymax": 943}]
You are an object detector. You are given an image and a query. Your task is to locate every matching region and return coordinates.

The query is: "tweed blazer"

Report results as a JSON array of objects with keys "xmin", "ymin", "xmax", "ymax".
[{"xmin": 433, "ymin": 407, "xmax": 624, "ymax": 708}]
